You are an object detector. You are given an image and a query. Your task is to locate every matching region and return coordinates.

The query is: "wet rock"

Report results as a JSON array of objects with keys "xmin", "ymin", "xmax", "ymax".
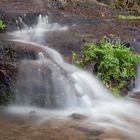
[
  {"xmin": 0, "ymin": 40, "xmax": 42, "ymax": 105},
  {"xmin": 0, "ymin": 40, "xmax": 41, "ymax": 62},
  {"xmin": 69, "ymin": 113, "xmax": 87, "ymax": 120},
  {"xmin": 129, "ymin": 40, "xmax": 140, "ymax": 55},
  {"xmin": 48, "ymin": 0, "xmax": 77, "ymax": 10},
  {"xmin": 0, "ymin": 11, "xmax": 17, "ymax": 31},
  {"xmin": 0, "ymin": 62, "xmax": 17, "ymax": 104},
  {"xmin": 0, "ymin": 11, "xmax": 37, "ymax": 31},
  {"xmin": 48, "ymin": 0, "xmax": 65, "ymax": 9},
  {"xmin": 71, "ymin": 126, "xmax": 102, "ymax": 140},
  {"xmin": 128, "ymin": 90, "xmax": 140, "ymax": 101}
]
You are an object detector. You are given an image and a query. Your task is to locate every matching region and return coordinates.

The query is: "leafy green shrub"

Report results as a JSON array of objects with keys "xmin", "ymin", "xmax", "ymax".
[
  {"xmin": 0, "ymin": 20, "xmax": 6, "ymax": 30},
  {"xmin": 72, "ymin": 39, "xmax": 140, "ymax": 96}
]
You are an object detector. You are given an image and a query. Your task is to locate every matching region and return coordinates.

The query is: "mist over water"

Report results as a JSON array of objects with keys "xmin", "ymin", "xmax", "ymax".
[{"xmin": 7, "ymin": 15, "xmax": 140, "ymax": 140}]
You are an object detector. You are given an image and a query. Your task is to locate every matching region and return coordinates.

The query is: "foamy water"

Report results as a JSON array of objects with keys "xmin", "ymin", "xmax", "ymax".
[{"xmin": 7, "ymin": 15, "xmax": 140, "ymax": 140}]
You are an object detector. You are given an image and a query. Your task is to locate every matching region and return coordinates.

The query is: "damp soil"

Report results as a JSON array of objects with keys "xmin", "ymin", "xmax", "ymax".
[{"xmin": 0, "ymin": 112, "xmax": 136, "ymax": 140}]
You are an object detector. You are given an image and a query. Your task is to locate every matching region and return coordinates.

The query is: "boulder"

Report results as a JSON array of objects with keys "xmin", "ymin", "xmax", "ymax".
[{"xmin": 69, "ymin": 113, "xmax": 87, "ymax": 120}]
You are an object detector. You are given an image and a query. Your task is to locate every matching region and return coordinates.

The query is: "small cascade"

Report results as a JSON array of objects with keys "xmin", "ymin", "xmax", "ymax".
[
  {"xmin": 19, "ymin": 17, "xmax": 28, "ymax": 28},
  {"xmin": 129, "ymin": 65, "xmax": 140, "ymax": 96},
  {"xmin": 38, "ymin": 52, "xmax": 45, "ymax": 60},
  {"xmin": 135, "ymin": 65, "xmax": 140, "ymax": 90},
  {"xmin": 13, "ymin": 40, "xmax": 114, "ymax": 109},
  {"xmin": 15, "ymin": 52, "xmax": 78, "ymax": 108},
  {"xmin": 9, "ymin": 15, "xmax": 68, "ymax": 43}
]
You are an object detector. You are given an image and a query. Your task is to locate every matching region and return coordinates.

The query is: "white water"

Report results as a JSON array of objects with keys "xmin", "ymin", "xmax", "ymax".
[
  {"xmin": 7, "ymin": 15, "xmax": 140, "ymax": 140},
  {"xmin": 131, "ymin": 65, "xmax": 140, "ymax": 95},
  {"xmin": 10, "ymin": 15, "xmax": 68, "ymax": 43},
  {"xmin": 136, "ymin": 66, "xmax": 140, "ymax": 89}
]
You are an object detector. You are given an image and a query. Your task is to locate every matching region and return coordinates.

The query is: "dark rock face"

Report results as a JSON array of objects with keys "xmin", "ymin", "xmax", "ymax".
[
  {"xmin": 48, "ymin": 0, "xmax": 65, "ymax": 9},
  {"xmin": 130, "ymin": 41, "xmax": 140, "ymax": 55},
  {"xmin": 0, "ymin": 11, "xmax": 17, "ymax": 31},
  {"xmin": 0, "ymin": 41, "xmax": 38, "ymax": 61},
  {"xmin": 0, "ymin": 41, "xmax": 41, "ymax": 104},
  {"xmin": 0, "ymin": 62, "xmax": 17, "ymax": 104},
  {"xmin": 0, "ymin": 11, "xmax": 43, "ymax": 31}
]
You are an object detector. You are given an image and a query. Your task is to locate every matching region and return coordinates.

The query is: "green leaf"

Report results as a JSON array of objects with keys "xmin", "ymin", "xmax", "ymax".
[
  {"xmin": 72, "ymin": 39, "xmax": 140, "ymax": 95},
  {"xmin": 0, "ymin": 20, "xmax": 6, "ymax": 30}
]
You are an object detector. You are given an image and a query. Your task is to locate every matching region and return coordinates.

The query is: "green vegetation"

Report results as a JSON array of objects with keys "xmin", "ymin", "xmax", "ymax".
[
  {"xmin": 109, "ymin": 0, "xmax": 140, "ymax": 13},
  {"xmin": 0, "ymin": 20, "xmax": 6, "ymax": 30},
  {"xmin": 73, "ymin": 39, "xmax": 140, "ymax": 96},
  {"xmin": 118, "ymin": 15, "xmax": 140, "ymax": 20}
]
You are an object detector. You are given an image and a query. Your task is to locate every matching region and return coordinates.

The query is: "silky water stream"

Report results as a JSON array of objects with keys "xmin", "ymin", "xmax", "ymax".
[{"xmin": 4, "ymin": 15, "xmax": 140, "ymax": 139}]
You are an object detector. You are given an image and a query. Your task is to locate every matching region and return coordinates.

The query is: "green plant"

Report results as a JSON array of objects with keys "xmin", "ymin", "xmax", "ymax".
[
  {"xmin": 72, "ymin": 52, "xmax": 83, "ymax": 66},
  {"xmin": 73, "ymin": 39, "xmax": 140, "ymax": 95},
  {"xmin": 118, "ymin": 15, "xmax": 140, "ymax": 20},
  {"xmin": 108, "ymin": 0, "xmax": 140, "ymax": 13},
  {"xmin": 0, "ymin": 20, "xmax": 6, "ymax": 30}
]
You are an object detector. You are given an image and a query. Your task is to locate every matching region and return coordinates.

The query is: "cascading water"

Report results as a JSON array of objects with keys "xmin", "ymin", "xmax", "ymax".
[
  {"xmin": 10, "ymin": 15, "xmax": 68, "ymax": 43},
  {"xmin": 132, "ymin": 65, "xmax": 140, "ymax": 92},
  {"xmin": 128, "ymin": 65, "xmax": 140, "ymax": 97},
  {"xmin": 7, "ymin": 15, "xmax": 140, "ymax": 140}
]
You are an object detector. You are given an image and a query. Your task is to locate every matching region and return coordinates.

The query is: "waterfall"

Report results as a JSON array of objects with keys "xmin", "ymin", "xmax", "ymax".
[
  {"xmin": 135, "ymin": 65, "xmax": 140, "ymax": 90},
  {"xmin": 129, "ymin": 65, "xmax": 140, "ymax": 96},
  {"xmin": 7, "ymin": 15, "xmax": 140, "ymax": 140},
  {"xmin": 10, "ymin": 14, "xmax": 68, "ymax": 43}
]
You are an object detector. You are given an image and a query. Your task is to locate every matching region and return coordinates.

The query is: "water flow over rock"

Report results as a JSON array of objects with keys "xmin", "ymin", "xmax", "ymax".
[
  {"xmin": 8, "ymin": 14, "xmax": 140, "ymax": 140},
  {"xmin": 9, "ymin": 15, "xmax": 68, "ymax": 43},
  {"xmin": 15, "ymin": 52, "xmax": 79, "ymax": 108},
  {"xmin": 134, "ymin": 65, "xmax": 140, "ymax": 91},
  {"xmin": 129, "ymin": 65, "xmax": 140, "ymax": 98}
]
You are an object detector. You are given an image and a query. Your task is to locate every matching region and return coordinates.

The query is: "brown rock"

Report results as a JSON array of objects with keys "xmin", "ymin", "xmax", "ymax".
[{"xmin": 69, "ymin": 113, "xmax": 87, "ymax": 120}]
